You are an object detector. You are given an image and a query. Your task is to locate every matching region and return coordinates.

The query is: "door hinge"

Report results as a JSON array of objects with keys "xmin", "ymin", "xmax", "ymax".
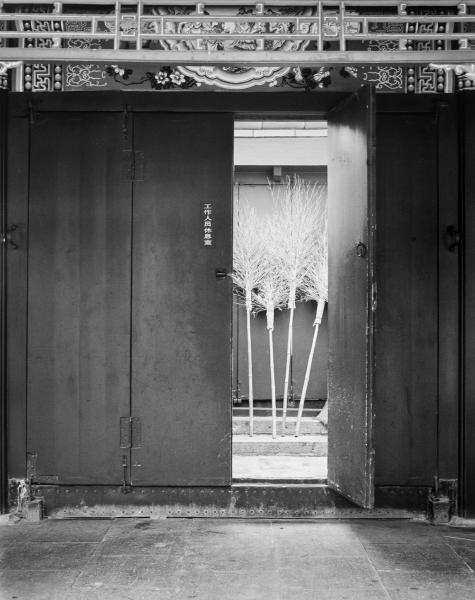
[
  {"xmin": 428, "ymin": 477, "xmax": 457, "ymax": 524},
  {"xmin": 120, "ymin": 417, "xmax": 142, "ymax": 449},
  {"xmin": 121, "ymin": 454, "xmax": 131, "ymax": 493},
  {"xmin": 121, "ymin": 150, "xmax": 144, "ymax": 182},
  {"xmin": 26, "ymin": 451, "xmax": 59, "ymax": 484}
]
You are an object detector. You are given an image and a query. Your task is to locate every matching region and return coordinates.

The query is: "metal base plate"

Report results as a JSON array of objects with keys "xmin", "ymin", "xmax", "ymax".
[{"xmin": 26, "ymin": 484, "xmax": 431, "ymax": 520}]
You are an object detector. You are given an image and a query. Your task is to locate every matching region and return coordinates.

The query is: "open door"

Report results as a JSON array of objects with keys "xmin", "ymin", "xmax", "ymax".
[
  {"xmin": 327, "ymin": 86, "xmax": 376, "ymax": 508},
  {"xmin": 130, "ymin": 113, "xmax": 233, "ymax": 486}
]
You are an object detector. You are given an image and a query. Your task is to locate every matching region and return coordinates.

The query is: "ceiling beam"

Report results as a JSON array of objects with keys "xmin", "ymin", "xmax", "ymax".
[{"xmin": 1, "ymin": 49, "xmax": 475, "ymax": 66}]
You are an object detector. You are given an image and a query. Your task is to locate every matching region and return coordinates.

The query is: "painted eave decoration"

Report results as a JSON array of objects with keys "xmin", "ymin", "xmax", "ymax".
[{"xmin": 0, "ymin": 1, "xmax": 474, "ymax": 93}]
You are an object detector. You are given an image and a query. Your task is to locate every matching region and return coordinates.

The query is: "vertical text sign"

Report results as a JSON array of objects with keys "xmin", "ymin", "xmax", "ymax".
[{"xmin": 203, "ymin": 202, "xmax": 213, "ymax": 246}]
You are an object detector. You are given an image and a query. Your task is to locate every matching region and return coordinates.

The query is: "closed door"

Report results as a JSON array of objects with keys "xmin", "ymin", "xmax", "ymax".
[
  {"xmin": 27, "ymin": 112, "xmax": 132, "ymax": 484},
  {"xmin": 130, "ymin": 113, "xmax": 233, "ymax": 485},
  {"xmin": 25, "ymin": 110, "xmax": 233, "ymax": 486}
]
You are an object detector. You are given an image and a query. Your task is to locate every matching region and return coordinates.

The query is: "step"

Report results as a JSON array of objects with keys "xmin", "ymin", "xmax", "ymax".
[
  {"xmin": 233, "ymin": 416, "xmax": 327, "ymax": 436},
  {"xmin": 233, "ymin": 407, "xmax": 320, "ymax": 418},
  {"xmin": 233, "ymin": 399, "xmax": 325, "ymax": 409},
  {"xmin": 232, "ymin": 455, "xmax": 327, "ymax": 483},
  {"xmin": 232, "ymin": 434, "xmax": 328, "ymax": 457}
]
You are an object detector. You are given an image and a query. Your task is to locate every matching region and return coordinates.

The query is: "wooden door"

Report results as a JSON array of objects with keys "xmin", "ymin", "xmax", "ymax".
[
  {"xmin": 27, "ymin": 112, "xmax": 132, "ymax": 484},
  {"xmin": 327, "ymin": 87, "xmax": 376, "ymax": 508},
  {"xmin": 130, "ymin": 113, "xmax": 233, "ymax": 485}
]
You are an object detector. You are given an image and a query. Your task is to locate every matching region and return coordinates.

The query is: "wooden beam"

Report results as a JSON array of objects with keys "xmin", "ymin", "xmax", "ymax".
[
  {"xmin": 1, "ymin": 49, "xmax": 475, "ymax": 66},
  {"xmin": 0, "ymin": 0, "xmax": 474, "ymax": 5}
]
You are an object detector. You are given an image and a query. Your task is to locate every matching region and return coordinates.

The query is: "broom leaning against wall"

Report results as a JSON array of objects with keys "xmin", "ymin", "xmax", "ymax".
[
  {"xmin": 270, "ymin": 177, "xmax": 326, "ymax": 431},
  {"xmin": 252, "ymin": 233, "xmax": 287, "ymax": 440},
  {"xmin": 295, "ymin": 193, "xmax": 328, "ymax": 437},
  {"xmin": 232, "ymin": 206, "xmax": 267, "ymax": 436}
]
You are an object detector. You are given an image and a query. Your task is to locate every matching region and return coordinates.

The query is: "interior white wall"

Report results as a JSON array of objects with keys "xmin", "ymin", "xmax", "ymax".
[{"xmin": 234, "ymin": 135, "xmax": 328, "ymax": 166}]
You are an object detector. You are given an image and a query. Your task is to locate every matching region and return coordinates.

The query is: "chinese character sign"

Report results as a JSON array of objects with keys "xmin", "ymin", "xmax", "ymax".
[{"xmin": 203, "ymin": 203, "xmax": 213, "ymax": 247}]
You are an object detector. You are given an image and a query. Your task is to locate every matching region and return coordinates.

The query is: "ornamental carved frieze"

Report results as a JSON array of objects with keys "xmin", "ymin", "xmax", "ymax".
[
  {"xmin": 150, "ymin": 6, "xmax": 318, "ymax": 89},
  {"xmin": 0, "ymin": 2, "xmax": 474, "ymax": 93}
]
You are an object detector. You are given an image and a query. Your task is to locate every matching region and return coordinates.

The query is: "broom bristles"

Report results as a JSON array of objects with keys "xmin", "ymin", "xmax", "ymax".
[
  {"xmin": 251, "ymin": 225, "xmax": 288, "ymax": 328},
  {"xmin": 269, "ymin": 176, "xmax": 327, "ymax": 309},
  {"xmin": 232, "ymin": 205, "xmax": 268, "ymax": 310}
]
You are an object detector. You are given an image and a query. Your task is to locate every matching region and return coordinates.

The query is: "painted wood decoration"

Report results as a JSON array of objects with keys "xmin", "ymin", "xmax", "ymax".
[
  {"xmin": 12, "ymin": 62, "xmax": 463, "ymax": 94},
  {"xmin": 0, "ymin": 2, "xmax": 474, "ymax": 93}
]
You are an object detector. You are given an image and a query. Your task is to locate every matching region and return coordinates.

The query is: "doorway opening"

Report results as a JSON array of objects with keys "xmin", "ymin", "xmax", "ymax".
[
  {"xmin": 7, "ymin": 88, "xmax": 376, "ymax": 511},
  {"xmin": 232, "ymin": 119, "xmax": 329, "ymax": 483}
]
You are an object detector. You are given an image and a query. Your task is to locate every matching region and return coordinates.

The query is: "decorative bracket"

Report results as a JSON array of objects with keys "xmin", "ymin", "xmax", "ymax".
[
  {"xmin": 0, "ymin": 61, "xmax": 21, "ymax": 75},
  {"xmin": 430, "ymin": 63, "xmax": 475, "ymax": 89}
]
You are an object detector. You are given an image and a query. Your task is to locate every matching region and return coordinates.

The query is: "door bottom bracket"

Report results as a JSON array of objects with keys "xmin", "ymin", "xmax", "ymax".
[{"xmin": 22, "ymin": 484, "xmax": 432, "ymax": 520}]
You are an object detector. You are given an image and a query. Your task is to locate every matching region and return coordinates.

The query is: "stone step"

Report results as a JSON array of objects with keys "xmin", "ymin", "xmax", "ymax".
[
  {"xmin": 233, "ymin": 398, "xmax": 325, "ymax": 408},
  {"xmin": 233, "ymin": 407, "xmax": 320, "ymax": 418},
  {"xmin": 233, "ymin": 434, "xmax": 328, "ymax": 457},
  {"xmin": 233, "ymin": 416, "xmax": 327, "ymax": 436},
  {"xmin": 232, "ymin": 455, "xmax": 327, "ymax": 483}
]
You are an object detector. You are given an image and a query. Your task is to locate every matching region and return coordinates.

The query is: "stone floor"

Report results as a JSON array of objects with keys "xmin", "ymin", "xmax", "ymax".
[
  {"xmin": 232, "ymin": 455, "xmax": 327, "ymax": 480},
  {"xmin": 1, "ymin": 517, "xmax": 475, "ymax": 599}
]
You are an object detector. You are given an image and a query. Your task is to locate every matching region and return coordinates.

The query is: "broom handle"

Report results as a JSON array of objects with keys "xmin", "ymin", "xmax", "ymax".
[
  {"xmin": 269, "ymin": 328, "xmax": 277, "ymax": 439},
  {"xmin": 295, "ymin": 299, "xmax": 325, "ymax": 437},
  {"xmin": 246, "ymin": 307, "xmax": 254, "ymax": 437},
  {"xmin": 282, "ymin": 307, "xmax": 294, "ymax": 430}
]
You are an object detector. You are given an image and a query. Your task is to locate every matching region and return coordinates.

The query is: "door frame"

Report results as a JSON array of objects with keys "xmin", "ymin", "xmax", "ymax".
[
  {"xmin": 0, "ymin": 90, "xmax": 7, "ymax": 513},
  {"xmin": 1, "ymin": 89, "xmax": 460, "ymax": 516}
]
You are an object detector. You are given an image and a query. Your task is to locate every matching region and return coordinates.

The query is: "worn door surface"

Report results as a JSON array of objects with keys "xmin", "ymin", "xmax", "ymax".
[
  {"xmin": 27, "ymin": 113, "xmax": 132, "ymax": 484},
  {"xmin": 130, "ymin": 113, "xmax": 233, "ymax": 485},
  {"xmin": 327, "ymin": 87, "xmax": 376, "ymax": 508}
]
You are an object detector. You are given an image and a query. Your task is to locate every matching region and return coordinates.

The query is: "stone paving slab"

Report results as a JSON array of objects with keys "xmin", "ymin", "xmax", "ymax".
[
  {"xmin": 233, "ymin": 434, "xmax": 328, "ymax": 456},
  {"xmin": 0, "ymin": 518, "xmax": 474, "ymax": 599},
  {"xmin": 232, "ymin": 416, "xmax": 327, "ymax": 436},
  {"xmin": 232, "ymin": 455, "xmax": 327, "ymax": 480}
]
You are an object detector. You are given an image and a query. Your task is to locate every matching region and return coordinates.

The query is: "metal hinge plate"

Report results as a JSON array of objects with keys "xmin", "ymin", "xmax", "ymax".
[
  {"xmin": 26, "ymin": 451, "xmax": 59, "ymax": 484},
  {"xmin": 120, "ymin": 417, "xmax": 142, "ymax": 448}
]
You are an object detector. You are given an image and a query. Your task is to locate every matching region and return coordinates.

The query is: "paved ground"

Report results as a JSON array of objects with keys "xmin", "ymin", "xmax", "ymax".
[
  {"xmin": 232, "ymin": 455, "xmax": 327, "ymax": 480},
  {"xmin": 1, "ymin": 518, "xmax": 475, "ymax": 599}
]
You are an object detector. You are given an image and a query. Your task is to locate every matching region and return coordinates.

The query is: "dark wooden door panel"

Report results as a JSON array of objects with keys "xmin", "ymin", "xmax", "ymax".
[
  {"xmin": 6, "ymin": 112, "xmax": 29, "ymax": 479},
  {"xmin": 131, "ymin": 113, "xmax": 233, "ymax": 486},
  {"xmin": 327, "ymin": 87, "xmax": 376, "ymax": 508},
  {"xmin": 374, "ymin": 113, "xmax": 438, "ymax": 486},
  {"xmin": 27, "ymin": 113, "xmax": 131, "ymax": 484},
  {"xmin": 463, "ymin": 93, "xmax": 475, "ymax": 517}
]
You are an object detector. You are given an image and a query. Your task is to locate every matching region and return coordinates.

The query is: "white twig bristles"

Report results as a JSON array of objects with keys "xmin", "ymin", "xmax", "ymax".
[
  {"xmin": 252, "ymin": 233, "xmax": 287, "ymax": 439},
  {"xmin": 232, "ymin": 205, "xmax": 267, "ymax": 436},
  {"xmin": 295, "ymin": 194, "xmax": 328, "ymax": 436},
  {"xmin": 269, "ymin": 177, "xmax": 327, "ymax": 429}
]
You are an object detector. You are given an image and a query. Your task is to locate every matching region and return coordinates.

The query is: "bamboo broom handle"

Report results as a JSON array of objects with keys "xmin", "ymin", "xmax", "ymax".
[
  {"xmin": 295, "ymin": 299, "xmax": 325, "ymax": 437},
  {"xmin": 246, "ymin": 307, "xmax": 254, "ymax": 437},
  {"xmin": 269, "ymin": 328, "xmax": 277, "ymax": 439},
  {"xmin": 282, "ymin": 307, "xmax": 295, "ymax": 430}
]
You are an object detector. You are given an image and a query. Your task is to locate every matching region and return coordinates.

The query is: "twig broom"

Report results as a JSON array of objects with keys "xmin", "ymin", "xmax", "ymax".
[
  {"xmin": 232, "ymin": 205, "xmax": 267, "ymax": 436},
  {"xmin": 253, "ymin": 236, "xmax": 287, "ymax": 439},
  {"xmin": 295, "ymin": 202, "xmax": 328, "ymax": 437},
  {"xmin": 270, "ymin": 177, "xmax": 325, "ymax": 429}
]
